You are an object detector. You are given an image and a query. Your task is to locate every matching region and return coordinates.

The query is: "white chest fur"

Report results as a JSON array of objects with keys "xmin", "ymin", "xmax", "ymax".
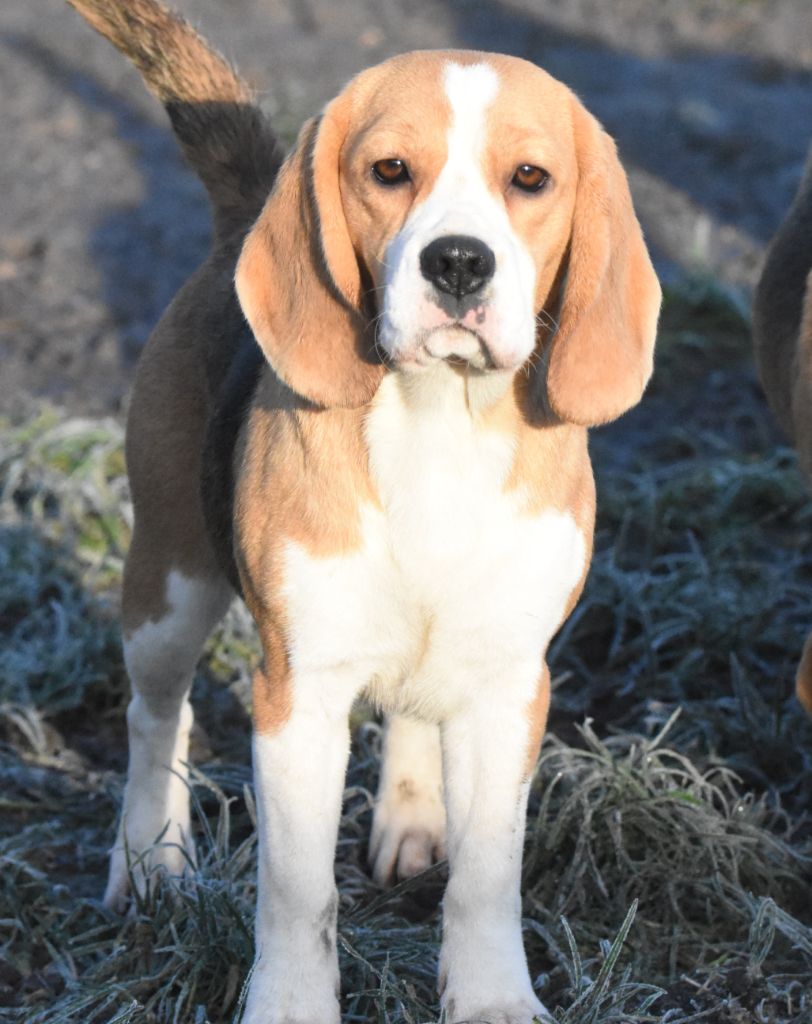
[{"xmin": 281, "ymin": 367, "xmax": 586, "ymax": 720}]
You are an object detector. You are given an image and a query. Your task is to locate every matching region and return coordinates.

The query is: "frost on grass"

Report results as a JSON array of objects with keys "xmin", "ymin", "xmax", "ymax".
[{"xmin": 1, "ymin": 281, "xmax": 812, "ymax": 1022}]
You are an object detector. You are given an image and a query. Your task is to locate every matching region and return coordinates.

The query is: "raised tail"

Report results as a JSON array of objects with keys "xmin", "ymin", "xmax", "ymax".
[{"xmin": 66, "ymin": 0, "xmax": 282, "ymax": 235}]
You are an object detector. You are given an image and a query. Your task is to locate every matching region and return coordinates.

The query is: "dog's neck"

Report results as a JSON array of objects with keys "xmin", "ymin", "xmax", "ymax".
[{"xmin": 386, "ymin": 360, "xmax": 514, "ymax": 419}]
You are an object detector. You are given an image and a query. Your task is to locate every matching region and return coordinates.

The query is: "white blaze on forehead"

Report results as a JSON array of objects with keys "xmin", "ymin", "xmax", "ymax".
[
  {"xmin": 429, "ymin": 62, "xmax": 500, "ymax": 234},
  {"xmin": 379, "ymin": 58, "xmax": 538, "ymax": 371},
  {"xmin": 442, "ymin": 62, "xmax": 500, "ymax": 172}
]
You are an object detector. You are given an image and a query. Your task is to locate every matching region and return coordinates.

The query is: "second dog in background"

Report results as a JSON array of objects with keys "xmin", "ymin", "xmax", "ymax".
[{"xmin": 754, "ymin": 149, "xmax": 812, "ymax": 716}]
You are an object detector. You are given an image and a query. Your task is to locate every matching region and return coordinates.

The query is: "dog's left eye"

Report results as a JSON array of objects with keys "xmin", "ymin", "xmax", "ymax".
[
  {"xmin": 372, "ymin": 159, "xmax": 411, "ymax": 186},
  {"xmin": 511, "ymin": 164, "xmax": 550, "ymax": 193}
]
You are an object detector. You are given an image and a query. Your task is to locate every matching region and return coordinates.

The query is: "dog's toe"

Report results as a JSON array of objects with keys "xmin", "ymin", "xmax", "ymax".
[
  {"xmin": 102, "ymin": 864, "xmax": 130, "ymax": 913},
  {"xmin": 445, "ymin": 1000, "xmax": 552, "ymax": 1024},
  {"xmin": 369, "ymin": 786, "xmax": 446, "ymax": 886}
]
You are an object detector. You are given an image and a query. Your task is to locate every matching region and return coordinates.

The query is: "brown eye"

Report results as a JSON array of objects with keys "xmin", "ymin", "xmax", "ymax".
[
  {"xmin": 372, "ymin": 158, "xmax": 410, "ymax": 186},
  {"xmin": 511, "ymin": 164, "xmax": 550, "ymax": 193}
]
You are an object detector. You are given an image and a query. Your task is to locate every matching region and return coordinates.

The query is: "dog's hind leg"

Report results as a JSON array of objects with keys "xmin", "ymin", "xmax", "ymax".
[
  {"xmin": 104, "ymin": 325, "xmax": 235, "ymax": 910},
  {"xmin": 104, "ymin": 554, "xmax": 232, "ymax": 909},
  {"xmin": 369, "ymin": 715, "xmax": 446, "ymax": 885},
  {"xmin": 105, "ymin": 541, "xmax": 232, "ymax": 908}
]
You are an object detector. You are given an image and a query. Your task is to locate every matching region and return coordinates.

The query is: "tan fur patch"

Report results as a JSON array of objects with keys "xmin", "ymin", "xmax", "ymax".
[
  {"xmin": 337, "ymin": 53, "xmax": 453, "ymax": 289},
  {"xmin": 542, "ymin": 95, "xmax": 661, "ymax": 426},
  {"xmin": 796, "ymin": 630, "xmax": 812, "ymax": 718},
  {"xmin": 524, "ymin": 663, "xmax": 552, "ymax": 779},
  {"xmin": 235, "ymin": 112, "xmax": 384, "ymax": 410},
  {"xmin": 251, "ymin": 626, "xmax": 293, "ymax": 736},
  {"xmin": 481, "ymin": 374, "xmax": 595, "ymax": 601},
  {"xmin": 234, "ymin": 371, "xmax": 380, "ymax": 734},
  {"xmin": 67, "ymin": 0, "xmax": 251, "ymax": 107},
  {"xmin": 235, "ymin": 371, "xmax": 378, "ymax": 559}
]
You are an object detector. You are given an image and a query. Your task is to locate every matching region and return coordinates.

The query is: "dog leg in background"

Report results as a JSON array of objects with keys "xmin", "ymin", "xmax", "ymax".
[
  {"xmin": 105, "ymin": 556, "xmax": 232, "ymax": 909},
  {"xmin": 754, "ymin": 150, "xmax": 812, "ymax": 716},
  {"xmin": 369, "ymin": 714, "xmax": 446, "ymax": 885}
]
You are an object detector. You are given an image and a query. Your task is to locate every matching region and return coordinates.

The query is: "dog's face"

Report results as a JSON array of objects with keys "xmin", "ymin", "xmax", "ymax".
[
  {"xmin": 237, "ymin": 50, "xmax": 660, "ymax": 424},
  {"xmin": 337, "ymin": 56, "xmax": 576, "ymax": 375}
]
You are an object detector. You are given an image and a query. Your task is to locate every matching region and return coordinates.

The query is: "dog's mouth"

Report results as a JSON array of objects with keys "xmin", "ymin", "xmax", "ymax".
[
  {"xmin": 422, "ymin": 324, "xmax": 495, "ymax": 370},
  {"xmin": 381, "ymin": 323, "xmax": 499, "ymax": 374}
]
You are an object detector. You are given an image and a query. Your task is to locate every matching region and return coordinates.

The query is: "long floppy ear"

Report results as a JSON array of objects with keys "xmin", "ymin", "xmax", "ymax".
[
  {"xmin": 235, "ymin": 97, "xmax": 384, "ymax": 407},
  {"xmin": 543, "ymin": 98, "xmax": 661, "ymax": 426}
]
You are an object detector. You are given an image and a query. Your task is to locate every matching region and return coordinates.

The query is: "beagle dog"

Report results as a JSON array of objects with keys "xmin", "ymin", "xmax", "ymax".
[
  {"xmin": 754, "ymin": 148, "xmax": 812, "ymax": 717},
  {"xmin": 68, "ymin": 1, "xmax": 661, "ymax": 1022}
]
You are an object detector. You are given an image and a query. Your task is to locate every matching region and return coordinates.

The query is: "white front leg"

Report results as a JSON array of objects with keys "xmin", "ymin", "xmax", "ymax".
[
  {"xmin": 243, "ymin": 670, "xmax": 358, "ymax": 1024},
  {"xmin": 439, "ymin": 666, "xmax": 551, "ymax": 1024}
]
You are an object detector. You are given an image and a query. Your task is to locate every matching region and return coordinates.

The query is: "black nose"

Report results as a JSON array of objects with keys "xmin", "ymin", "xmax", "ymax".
[{"xmin": 419, "ymin": 235, "xmax": 496, "ymax": 299}]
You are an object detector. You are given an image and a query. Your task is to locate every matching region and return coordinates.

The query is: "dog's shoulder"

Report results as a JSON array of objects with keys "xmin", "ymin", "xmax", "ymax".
[{"xmin": 201, "ymin": 313, "xmax": 266, "ymax": 593}]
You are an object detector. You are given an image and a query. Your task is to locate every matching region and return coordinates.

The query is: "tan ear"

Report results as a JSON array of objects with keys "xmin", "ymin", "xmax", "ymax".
[
  {"xmin": 543, "ymin": 98, "xmax": 661, "ymax": 426},
  {"xmin": 235, "ymin": 99, "xmax": 384, "ymax": 407}
]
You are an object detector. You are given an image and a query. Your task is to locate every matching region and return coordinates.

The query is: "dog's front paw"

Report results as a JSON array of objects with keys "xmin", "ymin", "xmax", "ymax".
[
  {"xmin": 103, "ymin": 815, "xmax": 195, "ymax": 910},
  {"xmin": 440, "ymin": 945, "xmax": 551, "ymax": 1024},
  {"xmin": 369, "ymin": 775, "xmax": 446, "ymax": 885},
  {"xmin": 444, "ymin": 996, "xmax": 552, "ymax": 1024},
  {"xmin": 242, "ymin": 959, "xmax": 341, "ymax": 1024}
]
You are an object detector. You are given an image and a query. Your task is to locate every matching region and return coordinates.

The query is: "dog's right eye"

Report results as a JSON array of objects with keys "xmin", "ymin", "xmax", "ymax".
[
  {"xmin": 511, "ymin": 164, "xmax": 550, "ymax": 193},
  {"xmin": 372, "ymin": 159, "xmax": 411, "ymax": 186}
]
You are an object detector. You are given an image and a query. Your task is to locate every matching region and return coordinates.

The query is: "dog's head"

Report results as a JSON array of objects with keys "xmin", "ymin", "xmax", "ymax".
[{"xmin": 236, "ymin": 51, "xmax": 661, "ymax": 424}]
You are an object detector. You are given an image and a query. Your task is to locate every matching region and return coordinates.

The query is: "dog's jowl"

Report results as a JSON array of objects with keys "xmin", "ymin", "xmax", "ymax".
[{"xmin": 68, "ymin": 1, "xmax": 661, "ymax": 1021}]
